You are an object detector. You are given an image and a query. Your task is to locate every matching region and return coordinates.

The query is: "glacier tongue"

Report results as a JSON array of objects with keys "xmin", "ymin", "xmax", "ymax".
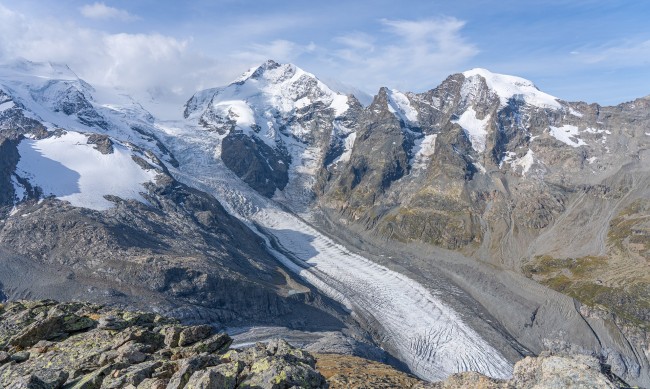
[{"xmin": 157, "ymin": 120, "xmax": 514, "ymax": 381}]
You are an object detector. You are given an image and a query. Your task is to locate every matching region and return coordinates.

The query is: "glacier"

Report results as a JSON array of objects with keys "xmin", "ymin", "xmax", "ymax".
[{"xmin": 156, "ymin": 119, "xmax": 514, "ymax": 381}]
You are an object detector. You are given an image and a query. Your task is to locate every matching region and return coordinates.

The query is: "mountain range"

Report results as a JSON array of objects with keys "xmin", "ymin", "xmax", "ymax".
[{"xmin": 0, "ymin": 58, "xmax": 648, "ymax": 386}]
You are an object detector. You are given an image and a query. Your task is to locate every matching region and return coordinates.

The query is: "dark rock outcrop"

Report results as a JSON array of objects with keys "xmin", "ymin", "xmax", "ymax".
[{"xmin": 221, "ymin": 133, "xmax": 290, "ymax": 197}]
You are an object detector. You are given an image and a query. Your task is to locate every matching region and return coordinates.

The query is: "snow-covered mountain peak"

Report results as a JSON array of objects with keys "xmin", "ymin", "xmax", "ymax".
[
  {"xmin": 229, "ymin": 60, "xmax": 348, "ymax": 114},
  {"xmin": 0, "ymin": 58, "xmax": 79, "ymax": 82},
  {"xmin": 0, "ymin": 59, "xmax": 162, "ymax": 130},
  {"xmin": 233, "ymin": 59, "xmax": 297, "ymax": 85},
  {"xmin": 185, "ymin": 60, "xmax": 350, "ymax": 128},
  {"xmin": 462, "ymin": 68, "xmax": 561, "ymax": 109},
  {"xmin": 0, "ymin": 59, "xmax": 93, "ymax": 103}
]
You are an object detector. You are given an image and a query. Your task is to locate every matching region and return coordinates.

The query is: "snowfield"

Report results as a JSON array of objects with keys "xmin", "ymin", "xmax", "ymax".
[
  {"xmin": 15, "ymin": 131, "xmax": 157, "ymax": 210},
  {"xmin": 410, "ymin": 134, "xmax": 437, "ymax": 171},
  {"xmin": 549, "ymin": 125, "xmax": 587, "ymax": 147},
  {"xmin": 157, "ymin": 121, "xmax": 514, "ymax": 381}
]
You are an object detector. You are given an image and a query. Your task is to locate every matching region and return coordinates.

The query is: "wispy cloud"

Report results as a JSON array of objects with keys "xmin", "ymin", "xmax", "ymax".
[
  {"xmin": 329, "ymin": 17, "xmax": 478, "ymax": 92},
  {"xmin": 235, "ymin": 17, "xmax": 478, "ymax": 93},
  {"xmin": 231, "ymin": 39, "xmax": 319, "ymax": 66},
  {"xmin": 80, "ymin": 2, "xmax": 138, "ymax": 22},
  {"xmin": 0, "ymin": 3, "xmax": 222, "ymax": 103},
  {"xmin": 570, "ymin": 39, "xmax": 650, "ymax": 67}
]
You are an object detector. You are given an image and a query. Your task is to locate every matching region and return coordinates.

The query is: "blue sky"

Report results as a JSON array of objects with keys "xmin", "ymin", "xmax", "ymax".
[{"xmin": 1, "ymin": 1, "xmax": 649, "ymax": 105}]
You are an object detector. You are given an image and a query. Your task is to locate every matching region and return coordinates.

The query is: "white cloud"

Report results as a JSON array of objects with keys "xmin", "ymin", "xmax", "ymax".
[
  {"xmin": 334, "ymin": 32, "xmax": 375, "ymax": 52},
  {"xmin": 0, "ymin": 3, "xmax": 234, "ymax": 116},
  {"xmin": 0, "ymin": 3, "xmax": 479, "ymax": 112},
  {"xmin": 80, "ymin": 2, "xmax": 137, "ymax": 21},
  {"xmin": 232, "ymin": 40, "xmax": 313, "ymax": 64},
  {"xmin": 327, "ymin": 18, "xmax": 478, "ymax": 92},
  {"xmin": 229, "ymin": 17, "xmax": 478, "ymax": 94}
]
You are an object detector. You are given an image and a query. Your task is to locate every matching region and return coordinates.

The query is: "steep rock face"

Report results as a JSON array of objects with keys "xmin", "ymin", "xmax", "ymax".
[
  {"xmin": 0, "ymin": 138, "xmax": 19, "ymax": 207},
  {"xmin": 326, "ymin": 88, "xmax": 412, "ymax": 227},
  {"xmin": 319, "ymin": 69, "xmax": 585, "ymax": 251},
  {"xmin": 221, "ymin": 132, "xmax": 290, "ymax": 197}
]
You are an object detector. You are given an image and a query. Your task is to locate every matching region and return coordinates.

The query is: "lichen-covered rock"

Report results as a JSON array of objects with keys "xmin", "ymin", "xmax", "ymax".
[
  {"xmin": 5, "ymin": 374, "xmax": 50, "ymax": 389},
  {"xmin": 512, "ymin": 353, "xmax": 618, "ymax": 389},
  {"xmin": 178, "ymin": 325, "xmax": 213, "ymax": 347},
  {"xmin": 11, "ymin": 351, "xmax": 30, "ymax": 363},
  {"xmin": 100, "ymin": 360, "xmax": 163, "ymax": 388},
  {"xmin": 234, "ymin": 340, "xmax": 326, "ymax": 389},
  {"xmin": 0, "ymin": 350, "xmax": 11, "ymax": 364},
  {"xmin": 162, "ymin": 326, "xmax": 183, "ymax": 348},
  {"xmin": 0, "ymin": 300, "xmax": 326, "ymax": 389},
  {"xmin": 185, "ymin": 363, "xmax": 240, "ymax": 389},
  {"xmin": 166, "ymin": 355, "xmax": 215, "ymax": 389},
  {"xmin": 190, "ymin": 333, "xmax": 232, "ymax": 355},
  {"xmin": 68, "ymin": 364, "xmax": 117, "ymax": 389}
]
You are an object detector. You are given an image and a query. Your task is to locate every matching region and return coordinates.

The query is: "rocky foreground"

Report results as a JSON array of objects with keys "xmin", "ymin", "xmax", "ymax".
[{"xmin": 0, "ymin": 300, "xmax": 628, "ymax": 388}]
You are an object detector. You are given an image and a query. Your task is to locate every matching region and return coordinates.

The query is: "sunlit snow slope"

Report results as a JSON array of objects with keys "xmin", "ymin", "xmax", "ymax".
[{"xmin": 15, "ymin": 131, "xmax": 156, "ymax": 210}]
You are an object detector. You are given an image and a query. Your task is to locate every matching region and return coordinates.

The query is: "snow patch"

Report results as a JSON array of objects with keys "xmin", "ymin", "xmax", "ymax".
[
  {"xmin": 332, "ymin": 132, "xmax": 357, "ymax": 165},
  {"xmin": 583, "ymin": 127, "xmax": 610, "ymax": 135},
  {"xmin": 217, "ymin": 100, "xmax": 256, "ymax": 128},
  {"xmin": 410, "ymin": 134, "xmax": 437, "ymax": 170},
  {"xmin": 15, "ymin": 131, "xmax": 157, "ymax": 210},
  {"xmin": 514, "ymin": 149, "xmax": 535, "ymax": 175},
  {"xmin": 463, "ymin": 68, "xmax": 561, "ymax": 109},
  {"xmin": 568, "ymin": 108, "xmax": 583, "ymax": 117},
  {"xmin": 330, "ymin": 93, "xmax": 351, "ymax": 117},
  {"xmin": 549, "ymin": 125, "xmax": 586, "ymax": 148},
  {"xmin": 473, "ymin": 162, "xmax": 486, "ymax": 173},
  {"xmin": 386, "ymin": 89, "xmax": 418, "ymax": 124},
  {"xmin": 0, "ymin": 101, "xmax": 15, "ymax": 112},
  {"xmin": 587, "ymin": 156, "xmax": 597, "ymax": 164},
  {"xmin": 453, "ymin": 107, "xmax": 490, "ymax": 152},
  {"xmin": 501, "ymin": 149, "xmax": 535, "ymax": 175}
]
